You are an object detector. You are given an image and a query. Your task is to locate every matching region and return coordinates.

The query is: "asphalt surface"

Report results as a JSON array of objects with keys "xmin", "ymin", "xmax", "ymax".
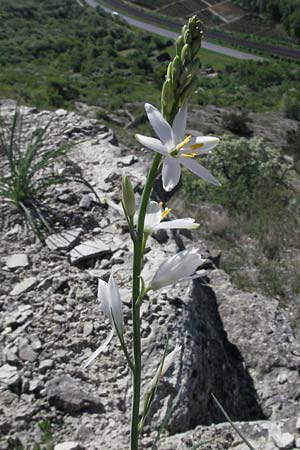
[{"xmin": 84, "ymin": 0, "xmax": 265, "ymax": 61}]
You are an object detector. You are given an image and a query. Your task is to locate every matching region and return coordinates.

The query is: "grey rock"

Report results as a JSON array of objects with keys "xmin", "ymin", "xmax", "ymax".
[
  {"xmin": 295, "ymin": 437, "xmax": 300, "ymax": 448},
  {"xmin": 10, "ymin": 277, "xmax": 37, "ymax": 296},
  {"xmin": 83, "ymin": 322, "xmax": 93, "ymax": 337},
  {"xmin": 54, "ymin": 442, "xmax": 85, "ymax": 450},
  {"xmin": 272, "ymin": 432, "xmax": 295, "ymax": 450},
  {"xmin": 45, "ymin": 228, "xmax": 83, "ymax": 251},
  {"xmin": 69, "ymin": 239, "xmax": 111, "ymax": 264},
  {"xmin": 6, "ymin": 253, "xmax": 29, "ymax": 269},
  {"xmin": 18, "ymin": 343, "xmax": 38, "ymax": 362},
  {"xmin": 46, "ymin": 375, "xmax": 103, "ymax": 413},
  {"xmin": 79, "ymin": 194, "xmax": 94, "ymax": 210},
  {"xmin": 0, "ymin": 364, "xmax": 22, "ymax": 394},
  {"xmin": 39, "ymin": 359, "xmax": 54, "ymax": 373}
]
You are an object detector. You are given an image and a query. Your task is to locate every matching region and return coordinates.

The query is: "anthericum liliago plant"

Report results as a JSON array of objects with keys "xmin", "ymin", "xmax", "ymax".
[{"xmin": 82, "ymin": 16, "xmax": 220, "ymax": 450}]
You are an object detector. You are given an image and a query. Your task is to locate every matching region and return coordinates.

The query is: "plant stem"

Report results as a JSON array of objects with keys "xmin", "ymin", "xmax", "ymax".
[{"xmin": 130, "ymin": 152, "xmax": 162, "ymax": 450}]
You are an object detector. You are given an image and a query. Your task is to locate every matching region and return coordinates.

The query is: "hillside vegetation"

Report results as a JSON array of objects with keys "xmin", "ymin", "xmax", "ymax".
[
  {"xmin": 0, "ymin": 0, "xmax": 167, "ymax": 110},
  {"xmin": 232, "ymin": 0, "xmax": 300, "ymax": 42}
]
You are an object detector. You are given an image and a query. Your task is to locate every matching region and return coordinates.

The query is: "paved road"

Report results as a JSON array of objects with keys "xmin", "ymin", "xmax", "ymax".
[{"xmin": 84, "ymin": 0, "xmax": 265, "ymax": 61}]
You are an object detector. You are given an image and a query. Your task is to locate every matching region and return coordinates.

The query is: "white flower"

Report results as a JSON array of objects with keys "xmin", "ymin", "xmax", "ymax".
[
  {"xmin": 143, "ymin": 201, "xmax": 199, "ymax": 234},
  {"xmin": 150, "ymin": 248, "xmax": 205, "ymax": 291},
  {"xmin": 135, "ymin": 103, "xmax": 220, "ymax": 192},
  {"xmin": 83, "ymin": 275, "xmax": 123, "ymax": 368}
]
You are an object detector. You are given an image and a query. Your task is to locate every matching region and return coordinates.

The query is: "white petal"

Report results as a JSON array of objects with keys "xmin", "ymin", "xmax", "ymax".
[
  {"xmin": 150, "ymin": 248, "xmax": 204, "ymax": 290},
  {"xmin": 108, "ymin": 275, "xmax": 124, "ymax": 335},
  {"xmin": 179, "ymin": 156, "xmax": 220, "ymax": 186},
  {"xmin": 82, "ymin": 329, "xmax": 114, "ymax": 369},
  {"xmin": 172, "ymin": 102, "xmax": 187, "ymax": 143},
  {"xmin": 158, "ymin": 218, "xmax": 199, "ymax": 229},
  {"xmin": 144, "ymin": 201, "xmax": 162, "ymax": 233},
  {"xmin": 135, "ymin": 134, "xmax": 167, "ymax": 156},
  {"xmin": 162, "ymin": 157, "xmax": 181, "ymax": 192},
  {"xmin": 186, "ymin": 136, "xmax": 219, "ymax": 155},
  {"xmin": 98, "ymin": 279, "xmax": 110, "ymax": 320},
  {"xmin": 145, "ymin": 103, "xmax": 176, "ymax": 149}
]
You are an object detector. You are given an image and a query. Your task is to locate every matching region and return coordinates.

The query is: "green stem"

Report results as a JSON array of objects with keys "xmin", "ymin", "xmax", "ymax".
[{"xmin": 130, "ymin": 152, "xmax": 162, "ymax": 450}]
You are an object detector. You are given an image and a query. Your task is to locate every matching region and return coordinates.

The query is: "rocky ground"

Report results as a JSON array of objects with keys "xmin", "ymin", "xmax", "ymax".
[{"xmin": 0, "ymin": 100, "xmax": 300, "ymax": 450}]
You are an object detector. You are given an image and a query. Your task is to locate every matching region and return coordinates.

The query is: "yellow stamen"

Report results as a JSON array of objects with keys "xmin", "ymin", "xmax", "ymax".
[
  {"xmin": 160, "ymin": 202, "xmax": 171, "ymax": 219},
  {"xmin": 181, "ymin": 153, "xmax": 198, "ymax": 158},
  {"xmin": 176, "ymin": 135, "xmax": 192, "ymax": 151},
  {"xmin": 162, "ymin": 207, "xmax": 172, "ymax": 219},
  {"xmin": 190, "ymin": 143, "xmax": 204, "ymax": 150}
]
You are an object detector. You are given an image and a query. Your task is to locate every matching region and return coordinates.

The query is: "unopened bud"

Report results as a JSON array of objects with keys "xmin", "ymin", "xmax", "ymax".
[
  {"xmin": 181, "ymin": 43, "xmax": 192, "ymax": 65},
  {"xmin": 191, "ymin": 40, "xmax": 201, "ymax": 57},
  {"xmin": 179, "ymin": 79, "xmax": 198, "ymax": 104},
  {"xmin": 122, "ymin": 176, "xmax": 136, "ymax": 218},
  {"xmin": 161, "ymin": 79, "xmax": 174, "ymax": 116},
  {"xmin": 172, "ymin": 55, "xmax": 182, "ymax": 83},
  {"xmin": 184, "ymin": 29, "xmax": 192, "ymax": 44},
  {"xmin": 166, "ymin": 62, "xmax": 172, "ymax": 80},
  {"xmin": 176, "ymin": 35, "xmax": 184, "ymax": 56}
]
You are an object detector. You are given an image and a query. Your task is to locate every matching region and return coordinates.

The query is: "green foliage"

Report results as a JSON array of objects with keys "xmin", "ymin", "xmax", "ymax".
[
  {"xmin": 196, "ymin": 60, "xmax": 300, "ymax": 113},
  {"xmin": 0, "ymin": 0, "xmax": 165, "ymax": 111},
  {"xmin": 183, "ymin": 137, "xmax": 289, "ymax": 211},
  {"xmin": 232, "ymin": 0, "xmax": 300, "ymax": 42},
  {"xmin": 281, "ymin": 90, "xmax": 300, "ymax": 120},
  {"xmin": 0, "ymin": 109, "xmax": 95, "ymax": 238},
  {"xmin": 221, "ymin": 110, "xmax": 252, "ymax": 136}
]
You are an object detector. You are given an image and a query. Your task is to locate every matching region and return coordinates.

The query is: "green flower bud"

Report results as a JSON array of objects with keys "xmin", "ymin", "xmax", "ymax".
[
  {"xmin": 184, "ymin": 29, "xmax": 192, "ymax": 45},
  {"xmin": 161, "ymin": 79, "xmax": 174, "ymax": 116},
  {"xmin": 176, "ymin": 35, "xmax": 184, "ymax": 56},
  {"xmin": 122, "ymin": 176, "xmax": 136, "ymax": 218},
  {"xmin": 181, "ymin": 43, "xmax": 192, "ymax": 65},
  {"xmin": 191, "ymin": 40, "xmax": 201, "ymax": 58},
  {"xmin": 187, "ymin": 59, "xmax": 200, "ymax": 79},
  {"xmin": 166, "ymin": 62, "xmax": 172, "ymax": 81},
  {"xmin": 179, "ymin": 78, "xmax": 198, "ymax": 105},
  {"xmin": 172, "ymin": 55, "xmax": 182, "ymax": 83}
]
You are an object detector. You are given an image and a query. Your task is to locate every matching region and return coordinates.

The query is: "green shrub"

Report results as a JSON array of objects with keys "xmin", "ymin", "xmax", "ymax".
[
  {"xmin": 221, "ymin": 111, "xmax": 252, "ymax": 136},
  {"xmin": 183, "ymin": 137, "xmax": 289, "ymax": 212},
  {"xmin": 282, "ymin": 91, "xmax": 300, "ymax": 121}
]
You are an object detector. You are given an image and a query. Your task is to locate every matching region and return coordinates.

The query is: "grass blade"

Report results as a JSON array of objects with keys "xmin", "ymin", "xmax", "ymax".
[{"xmin": 211, "ymin": 393, "xmax": 257, "ymax": 450}]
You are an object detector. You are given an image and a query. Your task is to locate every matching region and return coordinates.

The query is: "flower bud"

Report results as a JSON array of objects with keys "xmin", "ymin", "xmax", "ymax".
[
  {"xmin": 172, "ymin": 56, "xmax": 182, "ymax": 82},
  {"xmin": 181, "ymin": 43, "xmax": 192, "ymax": 65},
  {"xmin": 184, "ymin": 29, "xmax": 192, "ymax": 44},
  {"xmin": 161, "ymin": 79, "xmax": 174, "ymax": 116},
  {"xmin": 166, "ymin": 61, "xmax": 172, "ymax": 81},
  {"xmin": 179, "ymin": 78, "xmax": 198, "ymax": 104},
  {"xmin": 176, "ymin": 35, "xmax": 184, "ymax": 56},
  {"xmin": 122, "ymin": 175, "xmax": 136, "ymax": 218}
]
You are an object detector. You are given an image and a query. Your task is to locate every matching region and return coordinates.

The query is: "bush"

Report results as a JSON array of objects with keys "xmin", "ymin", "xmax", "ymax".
[
  {"xmin": 183, "ymin": 137, "xmax": 289, "ymax": 212},
  {"xmin": 282, "ymin": 91, "xmax": 300, "ymax": 121},
  {"xmin": 221, "ymin": 111, "xmax": 252, "ymax": 136}
]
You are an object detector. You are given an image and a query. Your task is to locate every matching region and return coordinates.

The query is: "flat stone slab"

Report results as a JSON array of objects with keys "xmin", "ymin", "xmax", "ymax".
[
  {"xmin": 54, "ymin": 442, "xmax": 85, "ymax": 450},
  {"xmin": 45, "ymin": 228, "xmax": 83, "ymax": 252},
  {"xmin": 69, "ymin": 239, "xmax": 111, "ymax": 264},
  {"xmin": 6, "ymin": 253, "xmax": 29, "ymax": 269},
  {"xmin": 10, "ymin": 277, "xmax": 37, "ymax": 296}
]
